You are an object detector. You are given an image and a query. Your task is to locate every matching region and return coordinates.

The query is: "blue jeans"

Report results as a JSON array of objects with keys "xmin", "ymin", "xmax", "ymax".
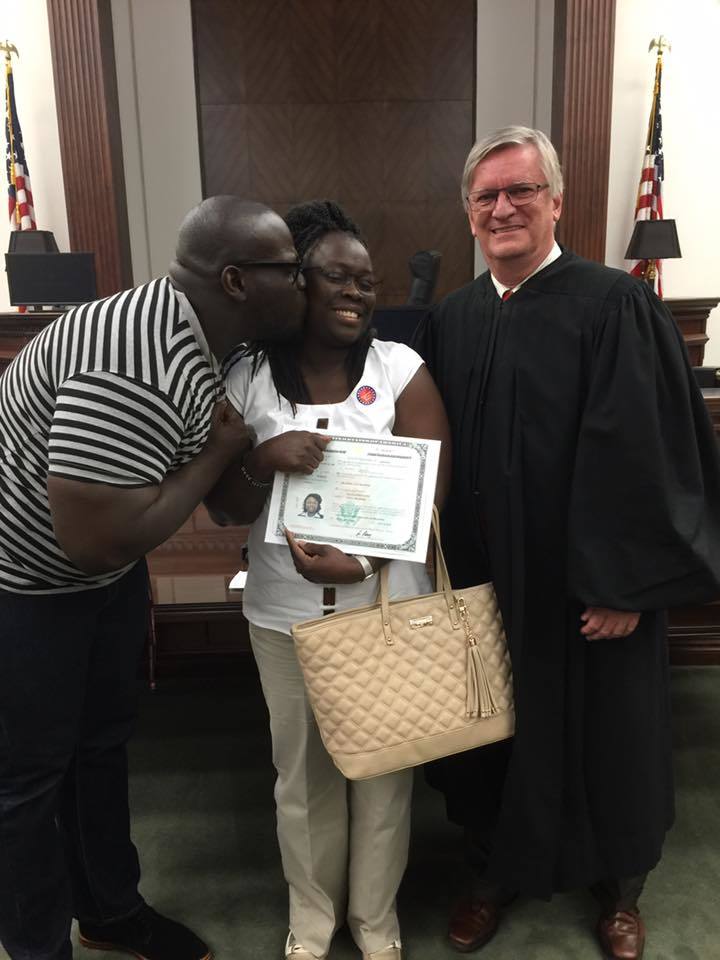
[{"xmin": 0, "ymin": 561, "xmax": 149, "ymax": 960}]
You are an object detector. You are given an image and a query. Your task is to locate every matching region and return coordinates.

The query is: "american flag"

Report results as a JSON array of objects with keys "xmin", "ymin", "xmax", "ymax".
[
  {"xmin": 5, "ymin": 59, "xmax": 36, "ymax": 231},
  {"xmin": 629, "ymin": 50, "xmax": 664, "ymax": 296}
]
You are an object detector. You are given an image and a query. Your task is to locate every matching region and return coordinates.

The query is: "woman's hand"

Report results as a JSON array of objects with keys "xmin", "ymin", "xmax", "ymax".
[
  {"xmin": 245, "ymin": 431, "xmax": 330, "ymax": 481},
  {"xmin": 285, "ymin": 529, "xmax": 366, "ymax": 584}
]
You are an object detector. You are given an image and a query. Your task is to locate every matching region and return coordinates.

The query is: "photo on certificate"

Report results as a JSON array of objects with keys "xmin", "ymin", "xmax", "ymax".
[{"xmin": 265, "ymin": 433, "xmax": 441, "ymax": 563}]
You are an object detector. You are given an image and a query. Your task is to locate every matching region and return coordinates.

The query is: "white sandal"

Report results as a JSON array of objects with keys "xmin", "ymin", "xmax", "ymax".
[
  {"xmin": 362, "ymin": 941, "xmax": 402, "ymax": 960},
  {"xmin": 284, "ymin": 931, "xmax": 324, "ymax": 960}
]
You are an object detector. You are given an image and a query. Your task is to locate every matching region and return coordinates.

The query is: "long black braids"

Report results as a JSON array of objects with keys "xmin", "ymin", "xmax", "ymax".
[{"xmin": 243, "ymin": 200, "xmax": 375, "ymax": 414}]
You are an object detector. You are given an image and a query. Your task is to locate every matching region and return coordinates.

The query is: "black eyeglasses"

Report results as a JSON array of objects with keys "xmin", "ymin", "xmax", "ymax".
[
  {"xmin": 302, "ymin": 266, "xmax": 380, "ymax": 295},
  {"xmin": 466, "ymin": 182, "xmax": 550, "ymax": 210},
  {"xmin": 232, "ymin": 259, "xmax": 304, "ymax": 285}
]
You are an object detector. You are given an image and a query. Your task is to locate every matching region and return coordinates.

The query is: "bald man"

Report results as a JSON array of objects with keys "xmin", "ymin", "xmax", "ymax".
[{"xmin": 0, "ymin": 197, "xmax": 306, "ymax": 960}]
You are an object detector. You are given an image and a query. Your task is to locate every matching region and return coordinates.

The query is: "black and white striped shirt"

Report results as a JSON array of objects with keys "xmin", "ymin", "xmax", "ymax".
[{"xmin": 0, "ymin": 277, "xmax": 221, "ymax": 593}]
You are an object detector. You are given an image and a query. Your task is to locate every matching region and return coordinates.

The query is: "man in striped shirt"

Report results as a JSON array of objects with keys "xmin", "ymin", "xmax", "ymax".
[{"xmin": 0, "ymin": 197, "xmax": 306, "ymax": 960}]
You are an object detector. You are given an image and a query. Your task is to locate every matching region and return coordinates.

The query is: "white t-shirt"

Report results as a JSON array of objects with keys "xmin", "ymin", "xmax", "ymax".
[{"xmin": 226, "ymin": 339, "xmax": 433, "ymax": 635}]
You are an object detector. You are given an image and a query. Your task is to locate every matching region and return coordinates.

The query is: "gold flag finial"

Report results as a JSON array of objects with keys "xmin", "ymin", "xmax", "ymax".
[
  {"xmin": 0, "ymin": 41, "xmax": 19, "ymax": 63},
  {"xmin": 648, "ymin": 35, "xmax": 671, "ymax": 55}
]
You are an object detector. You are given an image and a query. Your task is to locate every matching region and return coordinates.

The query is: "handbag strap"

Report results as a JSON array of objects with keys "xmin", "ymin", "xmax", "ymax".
[
  {"xmin": 378, "ymin": 505, "xmax": 459, "ymax": 644},
  {"xmin": 431, "ymin": 506, "xmax": 453, "ymax": 594}
]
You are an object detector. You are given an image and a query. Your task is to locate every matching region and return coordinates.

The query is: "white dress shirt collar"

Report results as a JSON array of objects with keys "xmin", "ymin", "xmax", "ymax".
[{"xmin": 490, "ymin": 241, "xmax": 562, "ymax": 300}]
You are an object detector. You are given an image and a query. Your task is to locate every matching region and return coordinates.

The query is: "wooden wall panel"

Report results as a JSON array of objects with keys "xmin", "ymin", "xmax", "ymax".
[
  {"xmin": 201, "ymin": 106, "xmax": 251, "ymax": 197},
  {"xmin": 46, "ymin": 0, "xmax": 132, "ymax": 298},
  {"xmin": 336, "ymin": 2, "xmax": 384, "ymax": 102},
  {"xmin": 552, "ymin": 0, "xmax": 617, "ymax": 262},
  {"xmin": 42, "ymin": 0, "xmax": 619, "ymax": 314},
  {"xmin": 192, "ymin": 0, "xmax": 476, "ymax": 305}
]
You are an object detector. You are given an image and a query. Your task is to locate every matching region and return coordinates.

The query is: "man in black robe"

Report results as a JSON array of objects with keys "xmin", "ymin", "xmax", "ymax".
[{"xmin": 412, "ymin": 125, "xmax": 720, "ymax": 960}]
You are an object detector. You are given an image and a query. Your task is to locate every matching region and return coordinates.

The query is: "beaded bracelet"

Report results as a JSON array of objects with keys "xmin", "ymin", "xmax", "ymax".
[{"xmin": 240, "ymin": 460, "xmax": 271, "ymax": 489}]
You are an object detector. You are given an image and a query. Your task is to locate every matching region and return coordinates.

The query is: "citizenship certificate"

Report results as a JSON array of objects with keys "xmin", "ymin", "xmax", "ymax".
[{"xmin": 264, "ymin": 433, "xmax": 440, "ymax": 562}]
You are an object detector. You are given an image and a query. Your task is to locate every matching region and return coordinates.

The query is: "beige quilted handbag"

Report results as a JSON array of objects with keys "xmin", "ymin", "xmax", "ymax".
[{"xmin": 291, "ymin": 509, "xmax": 514, "ymax": 780}]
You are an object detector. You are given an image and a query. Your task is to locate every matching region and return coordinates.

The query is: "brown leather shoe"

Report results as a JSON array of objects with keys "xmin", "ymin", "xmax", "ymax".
[
  {"xmin": 597, "ymin": 909, "xmax": 646, "ymax": 959},
  {"xmin": 448, "ymin": 898, "xmax": 502, "ymax": 953}
]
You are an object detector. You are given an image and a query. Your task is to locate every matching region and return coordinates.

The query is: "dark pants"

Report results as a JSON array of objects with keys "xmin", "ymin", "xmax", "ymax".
[{"xmin": 0, "ymin": 561, "xmax": 149, "ymax": 960}]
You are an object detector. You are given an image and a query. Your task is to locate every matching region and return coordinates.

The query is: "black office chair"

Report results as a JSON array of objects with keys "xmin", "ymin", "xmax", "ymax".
[
  {"xmin": 407, "ymin": 250, "xmax": 441, "ymax": 306},
  {"xmin": 372, "ymin": 250, "xmax": 442, "ymax": 345}
]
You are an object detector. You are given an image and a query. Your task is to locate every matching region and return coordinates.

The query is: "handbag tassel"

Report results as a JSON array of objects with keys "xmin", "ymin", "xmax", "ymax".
[{"xmin": 466, "ymin": 638, "xmax": 498, "ymax": 719}]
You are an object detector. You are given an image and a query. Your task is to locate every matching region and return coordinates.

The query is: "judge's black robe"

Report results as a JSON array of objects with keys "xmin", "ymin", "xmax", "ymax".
[{"xmin": 412, "ymin": 250, "xmax": 720, "ymax": 898}]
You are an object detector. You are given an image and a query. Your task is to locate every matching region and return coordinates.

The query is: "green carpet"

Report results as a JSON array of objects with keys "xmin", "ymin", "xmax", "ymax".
[{"xmin": 2, "ymin": 665, "xmax": 718, "ymax": 959}]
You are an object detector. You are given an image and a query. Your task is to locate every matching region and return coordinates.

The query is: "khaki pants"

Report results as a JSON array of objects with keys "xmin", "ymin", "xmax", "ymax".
[{"xmin": 249, "ymin": 623, "xmax": 413, "ymax": 958}]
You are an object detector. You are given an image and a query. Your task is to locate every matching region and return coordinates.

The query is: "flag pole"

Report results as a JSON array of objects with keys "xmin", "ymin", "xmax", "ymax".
[
  {"xmin": 627, "ymin": 36, "xmax": 670, "ymax": 296},
  {"xmin": 645, "ymin": 39, "xmax": 666, "ymax": 151},
  {"xmin": 648, "ymin": 36, "xmax": 669, "ymax": 293},
  {"xmin": 2, "ymin": 41, "xmax": 20, "ymax": 228}
]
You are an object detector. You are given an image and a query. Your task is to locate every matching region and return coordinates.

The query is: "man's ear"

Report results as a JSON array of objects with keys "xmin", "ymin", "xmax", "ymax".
[
  {"xmin": 466, "ymin": 207, "xmax": 477, "ymax": 238},
  {"xmin": 552, "ymin": 192, "xmax": 563, "ymax": 223},
  {"xmin": 220, "ymin": 264, "xmax": 247, "ymax": 301}
]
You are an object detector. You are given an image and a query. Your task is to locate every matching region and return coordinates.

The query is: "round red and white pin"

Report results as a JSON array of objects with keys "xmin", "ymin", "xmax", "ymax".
[{"xmin": 356, "ymin": 385, "xmax": 377, "ymax": 405}]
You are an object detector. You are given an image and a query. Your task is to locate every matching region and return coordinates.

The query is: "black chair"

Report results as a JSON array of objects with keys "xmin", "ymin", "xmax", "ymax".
[
  {"xmin": 407, "ymin": 250, "xmax": 441, "ymax": 306},
  {"xmin": 372, "ymin": 249, "xmax": 442, "ymax": 345}
]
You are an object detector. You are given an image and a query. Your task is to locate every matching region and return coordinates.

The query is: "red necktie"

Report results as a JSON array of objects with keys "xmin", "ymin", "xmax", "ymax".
[{"xmin": 502, "ymin": 289, "xmax": 513, "ymax": 301}]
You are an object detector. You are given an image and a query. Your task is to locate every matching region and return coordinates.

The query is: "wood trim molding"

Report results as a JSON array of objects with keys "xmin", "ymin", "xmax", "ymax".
[
  {"xmin": 0, "ymin": 312, "xmax": 62, "ymax": 338},
  {"xmin": 665, "ymin": 297, "xmax": 720, "ymax": 319},
  {"xmin": 151, "ymin": 533, "xmax": 248, "ymax": 556},
  {"xmin": 668, "ymin": 601, "xmax": 720, "ymax": 665},
  {"xmin": 46, "ymin": 0, "xmax": 132, "ymax": 298},
  {"xmin": 665, "ymin": 297, "xmax": 720, "ymax": 330},
  {"xmin": 669, "ymin": 643, "xmax": 720, "ymax": 666},
  {"xmin": 666, "ymin": 297, "xmax": 720, "ymax": 366},
  {"xmin": 668, "ymin": 633, "xmax": 720, "ymax": 666},
  {"xmin": 552, "ymin": 0, "xmax": 617, "ymax": 262},
  {"xmin": 154, "ymin": 601, "xmax": 245, "ymax": 624}
]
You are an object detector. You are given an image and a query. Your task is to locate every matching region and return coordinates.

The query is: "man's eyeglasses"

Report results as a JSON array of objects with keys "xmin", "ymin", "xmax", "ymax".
[
  {"xmin": 232, "ymin": 259, "xmax": 304, "ymax": 285},
  {"xmin": 302, "ymin": 266, "xmax": 380, "ymax": 295},
  {"xmin": 465, "ymin": 182, "xmax": 550, "ymax": 211}
]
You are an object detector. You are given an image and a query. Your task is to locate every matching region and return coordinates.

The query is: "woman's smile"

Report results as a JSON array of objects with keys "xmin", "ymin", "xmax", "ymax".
[{"xmin": 334, "ymin": 307, "xmax": 363, "ymax": 324}]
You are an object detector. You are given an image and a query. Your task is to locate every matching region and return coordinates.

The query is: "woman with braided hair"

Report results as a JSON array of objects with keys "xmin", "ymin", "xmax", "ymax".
[{"xmin": 209, "ymin": 200, "xmax": 450, "ymax": 960}]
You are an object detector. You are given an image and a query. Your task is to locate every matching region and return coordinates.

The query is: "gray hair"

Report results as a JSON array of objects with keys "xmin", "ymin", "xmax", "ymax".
[{"xmin": 461, "ymin": 126, "xmax": 564, "ymax": 204}]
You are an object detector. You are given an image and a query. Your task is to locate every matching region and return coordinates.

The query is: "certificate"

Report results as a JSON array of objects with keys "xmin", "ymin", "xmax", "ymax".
[{"xmin": 265, "ymin": 433, "xmax": 440, "ymax": 562}]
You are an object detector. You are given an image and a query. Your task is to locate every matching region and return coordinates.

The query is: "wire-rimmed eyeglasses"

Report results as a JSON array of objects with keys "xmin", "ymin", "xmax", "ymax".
[{"xmin": 466, "ymin": 182, "xmax": 550, "ymax": 211}]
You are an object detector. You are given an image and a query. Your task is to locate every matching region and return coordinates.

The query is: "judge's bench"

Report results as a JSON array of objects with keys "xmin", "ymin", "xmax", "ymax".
[{"xmin": 1, "ymin": 300, "xmax": 719, "ymax": 678}]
